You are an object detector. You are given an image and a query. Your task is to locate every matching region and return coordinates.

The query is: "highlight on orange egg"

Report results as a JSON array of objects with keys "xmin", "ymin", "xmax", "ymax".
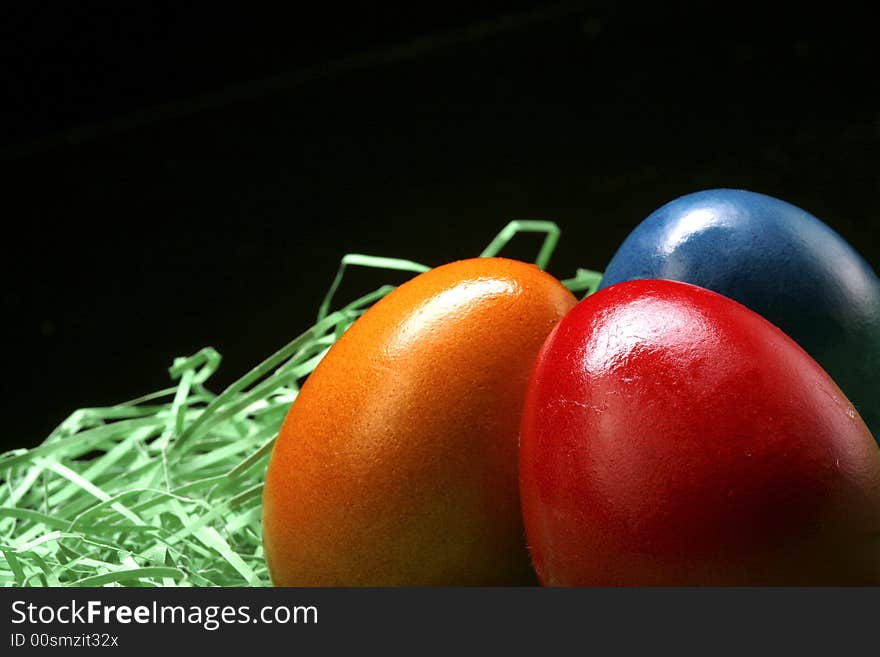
[{"xmin": 262, "ymin": 257, "xmax": 577, "ymax": 586}]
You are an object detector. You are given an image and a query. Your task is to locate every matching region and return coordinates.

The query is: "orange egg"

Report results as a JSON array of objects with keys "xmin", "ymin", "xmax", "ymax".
[{"xmin": 262, "ymin": 257, "xmax": 577, "ymax": 585}]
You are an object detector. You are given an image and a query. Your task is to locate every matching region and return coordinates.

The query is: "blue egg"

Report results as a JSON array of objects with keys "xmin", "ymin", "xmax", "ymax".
[{"xmin": 600, "ymin": 188, "xmax": 880, "ymax": 442}]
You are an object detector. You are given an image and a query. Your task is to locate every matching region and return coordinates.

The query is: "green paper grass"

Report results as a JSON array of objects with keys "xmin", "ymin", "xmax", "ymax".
[{"xmin": 0, "ymin": 221, "xmax": 600, "ymax": 587}]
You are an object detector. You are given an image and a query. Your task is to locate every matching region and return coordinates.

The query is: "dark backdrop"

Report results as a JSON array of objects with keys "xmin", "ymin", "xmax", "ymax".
[{"xmin": 3, "ymin": 2, "xmax": 879, "ymax": 449}]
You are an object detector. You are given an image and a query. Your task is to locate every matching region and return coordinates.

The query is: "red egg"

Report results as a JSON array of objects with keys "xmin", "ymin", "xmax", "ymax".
[{"xmin": 520, "ymin": 279, "xmax": 880, "ymax": 585}]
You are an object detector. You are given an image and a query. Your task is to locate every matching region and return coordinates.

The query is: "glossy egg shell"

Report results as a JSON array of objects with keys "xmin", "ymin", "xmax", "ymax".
[
  {"xmin": 520, "ymin": 279, "xmax": 880, "ymax": 585},
  {"xmin": 263, "ymin": 257, "xmax": 577, "ymax": 586},
  {"xmin": 599, "ymin": 189, "xmax": 880, "ymax": 441}
]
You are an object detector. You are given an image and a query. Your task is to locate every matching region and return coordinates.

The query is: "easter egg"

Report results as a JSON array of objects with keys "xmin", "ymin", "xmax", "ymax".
[
  {"xmin": 520, "ymin": 279, "xmax": 880, "ymax": 585},
  {"xmin": 263, "ymin": 257, "xmax": 577, "ymax": 585},
  {"xmin": 599, "ymin": 189, "xmax": 880, "ymax": 441}
]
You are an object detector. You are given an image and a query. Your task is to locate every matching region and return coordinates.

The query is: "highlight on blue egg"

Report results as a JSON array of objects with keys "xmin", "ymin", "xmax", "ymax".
[{"xmin": 600, "ymin": 188, "xmax": 880, "ymax": 443}]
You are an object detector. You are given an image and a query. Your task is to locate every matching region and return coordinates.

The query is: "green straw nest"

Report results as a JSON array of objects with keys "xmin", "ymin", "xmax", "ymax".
[{"xmin": 0, "ymin": 222, "xmax": 601, "ymax": 587}]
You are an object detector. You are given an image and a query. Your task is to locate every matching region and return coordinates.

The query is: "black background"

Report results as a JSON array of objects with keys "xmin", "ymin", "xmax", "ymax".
[{"xmin": 3, "ymin": 2, "xmax": 879, "ymax": 450}]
